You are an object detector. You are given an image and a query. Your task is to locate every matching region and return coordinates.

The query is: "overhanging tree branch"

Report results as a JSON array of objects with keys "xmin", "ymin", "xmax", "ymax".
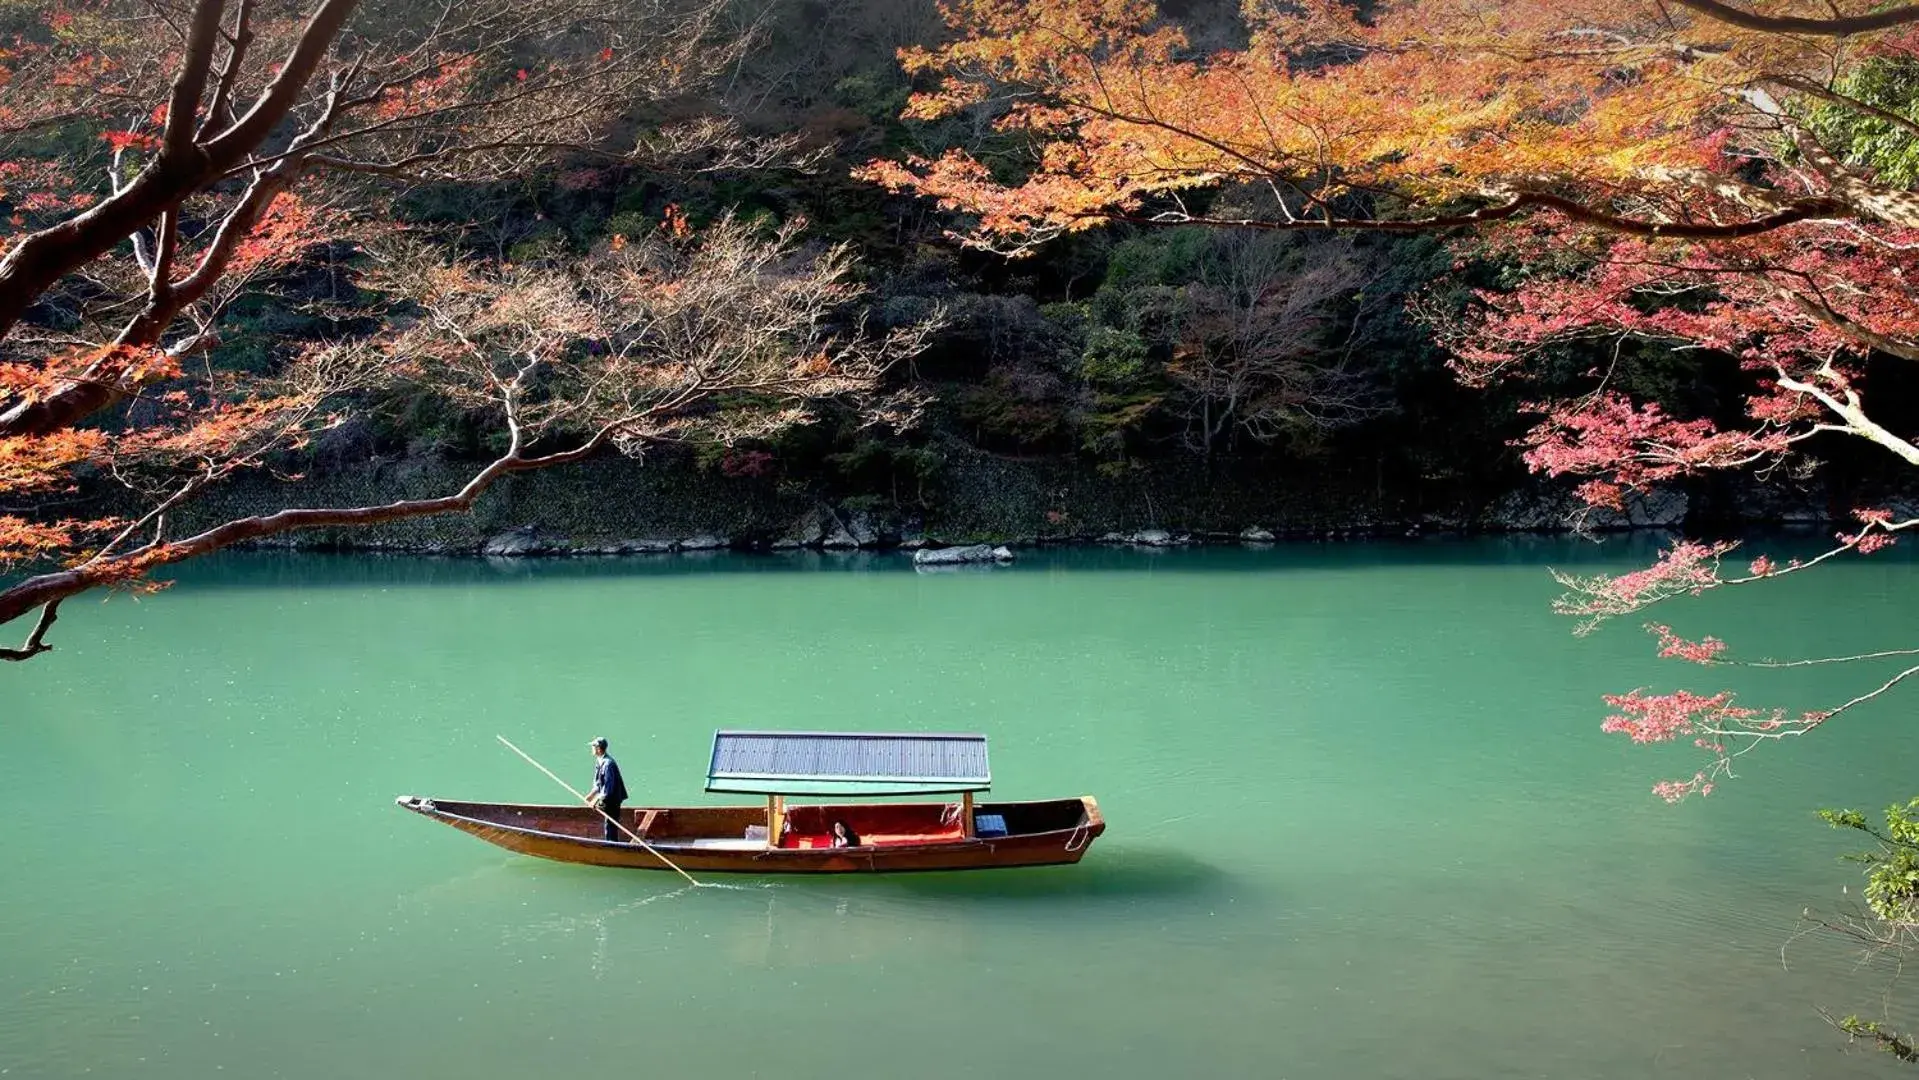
[
  {"xmin": 1768, "ymin": 76, "xmax": 1919, "ymax": 140},
  {"xmin": 1671, "ymin": 0, "xmax": 1919, "ymax": 37},
  {"xmin": 0, "ymin": 433, "xmax": 607, "ymax": 635},
  {"xmin": 1110, "ymin": 192, "xmax": 1850, "ymax": 240},
  {"xmin": 0, "ymin": 0, "xmax": 360, "ymax": 358},
  {"xmin": 0, "ymin": 600, "xmax": 61, "ymax": 662}
]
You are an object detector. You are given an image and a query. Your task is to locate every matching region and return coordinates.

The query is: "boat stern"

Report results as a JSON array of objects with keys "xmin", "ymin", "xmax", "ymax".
[{"xmin": 1080, "ymin": 794, "xmax": 1104, "ymax": 830}]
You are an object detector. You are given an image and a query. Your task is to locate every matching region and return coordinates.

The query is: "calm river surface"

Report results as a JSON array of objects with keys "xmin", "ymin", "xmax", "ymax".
[{"xmin": 4, "ymin": 539, "xmax": 1917, "ymax": 1079}]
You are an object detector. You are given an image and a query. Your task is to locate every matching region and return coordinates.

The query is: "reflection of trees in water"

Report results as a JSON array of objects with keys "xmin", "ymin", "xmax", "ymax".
[{"xmin": 1791, "ymin": 800, "xmax": 1919, "ymax": 1065}]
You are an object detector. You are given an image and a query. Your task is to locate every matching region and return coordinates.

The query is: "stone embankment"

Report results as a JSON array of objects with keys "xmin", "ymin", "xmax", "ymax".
[{"xmin": 137, "ymin": 439, "xmax": 1870, "ymax": 559}]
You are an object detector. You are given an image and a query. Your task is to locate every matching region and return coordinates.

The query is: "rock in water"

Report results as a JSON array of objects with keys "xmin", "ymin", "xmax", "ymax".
[
  {"xmin": 1624, "ymin": 489, "xmax": 1689, "ymax": 528},
  {"xmin": 481, "ymin": 526, "xmax": 544, "ymax": 557},
  {"xmin": 775, "ymin": 507, "xmax": 830, "ymax": 549},
  {"xmin": 845, "ymin": 510, "xmax": 881, "ymax": 548},
  {"xmin": 913, "ymin": 544, "xmax": 1016, "ymax": 566}
]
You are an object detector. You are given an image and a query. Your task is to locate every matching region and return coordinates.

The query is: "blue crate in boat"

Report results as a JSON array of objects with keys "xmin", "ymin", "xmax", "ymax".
[{"xmin": 974, "ymin": 813, "xmax": 1008, "ymax": 838}]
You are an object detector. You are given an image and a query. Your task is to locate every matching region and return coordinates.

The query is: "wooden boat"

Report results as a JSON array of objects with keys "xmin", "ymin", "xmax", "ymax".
[{"xmin": 397, "ymin": 730, "xmax": 1105, "ymax": 874}]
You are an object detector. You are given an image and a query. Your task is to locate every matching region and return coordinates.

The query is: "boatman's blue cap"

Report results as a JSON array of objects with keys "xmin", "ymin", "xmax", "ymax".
[{"xmin": 590, "ymin": 736, "xmax": 608, "ymax": 750}]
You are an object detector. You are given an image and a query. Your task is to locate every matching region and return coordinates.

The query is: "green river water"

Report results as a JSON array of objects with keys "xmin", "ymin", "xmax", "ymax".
[{"xmin": 3, "ymin": 539, "xmax": 1916, "ymax": 1079}]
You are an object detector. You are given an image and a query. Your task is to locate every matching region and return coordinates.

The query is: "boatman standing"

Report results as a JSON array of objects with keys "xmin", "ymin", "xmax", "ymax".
[{"xmin": 586, "ymin": 736, "xmax": 628, "ymax": 842}]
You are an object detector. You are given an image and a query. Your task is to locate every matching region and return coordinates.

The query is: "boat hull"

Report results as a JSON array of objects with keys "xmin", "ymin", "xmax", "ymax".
[{"xmin": 396, "ymin": 795, "xmax": 1104, "ymax": 873}]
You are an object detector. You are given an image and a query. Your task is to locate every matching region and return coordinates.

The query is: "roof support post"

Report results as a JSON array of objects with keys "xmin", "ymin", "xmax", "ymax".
[
  {"xmin": 962, "ymin": 790, "xmax": 975, "ymax": 839},
  {"xmin": 766, "ymin": 794, "xmax": 784, "ymax": 848}
]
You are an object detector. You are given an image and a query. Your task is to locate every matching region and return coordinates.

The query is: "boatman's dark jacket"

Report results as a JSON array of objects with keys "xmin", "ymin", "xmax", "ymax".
[{"xmin": 594, "ymin": 755, "xmax": 629, "ymax": 804}]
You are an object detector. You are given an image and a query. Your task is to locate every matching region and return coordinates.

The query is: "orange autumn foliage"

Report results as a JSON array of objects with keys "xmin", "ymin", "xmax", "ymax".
[{"xmin": 862, "ymin": 0, "xmax": 1919, "ymax": 249}]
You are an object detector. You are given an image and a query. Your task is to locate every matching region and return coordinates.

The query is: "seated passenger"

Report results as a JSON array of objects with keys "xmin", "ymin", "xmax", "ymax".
[{"xmin": 830, "ymin": 820, "xmax": 861, "ymax": 848}]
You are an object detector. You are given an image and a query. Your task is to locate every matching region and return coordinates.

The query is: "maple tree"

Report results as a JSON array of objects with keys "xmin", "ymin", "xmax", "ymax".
[
  {"xmin": 0, "ymin": 0, "xmax": 915, "ymax": 659},
  {"xmin": 862, "ymin": 0, "xmax": 1919, "ymax": 798},
  {"xmin": 0, "ymin": 211, "xmax": 930, "ymax": 657},
  {"xmin": 1160, "ymin": 231, "xmax": 1386, "ymax": 458},
  {"xmin": 368, "ymin": 215, "xmax": 929, "ymax": 458}
]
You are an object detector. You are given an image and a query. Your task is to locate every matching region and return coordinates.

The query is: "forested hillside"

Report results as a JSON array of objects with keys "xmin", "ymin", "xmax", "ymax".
[{"xmin": 6, "ymin": 0, "xmax": 1917, "ymax": 567}]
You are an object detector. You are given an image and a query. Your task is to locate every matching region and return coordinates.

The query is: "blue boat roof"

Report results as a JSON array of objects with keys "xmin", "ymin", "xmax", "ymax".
[{"xmin": 705, "ymin": 730, "xmax": 991, "ymax": 796}]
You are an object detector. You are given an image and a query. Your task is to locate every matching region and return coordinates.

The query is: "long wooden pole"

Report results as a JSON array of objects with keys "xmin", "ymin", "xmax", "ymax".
[{"xmin": 495, "ymin": 735, "xmax": 701, "ymax": 887}]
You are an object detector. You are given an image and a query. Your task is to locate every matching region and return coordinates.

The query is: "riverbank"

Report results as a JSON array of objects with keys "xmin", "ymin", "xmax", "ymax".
[{"xmin": 132, "ymin": 438, "xmax": 1872, "ymax": 558}]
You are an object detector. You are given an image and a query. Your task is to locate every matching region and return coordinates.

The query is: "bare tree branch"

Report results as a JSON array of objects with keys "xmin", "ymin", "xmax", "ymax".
[{"xmin": 0, "ymin": 600, "xmax": 61, "ymax": 662}]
